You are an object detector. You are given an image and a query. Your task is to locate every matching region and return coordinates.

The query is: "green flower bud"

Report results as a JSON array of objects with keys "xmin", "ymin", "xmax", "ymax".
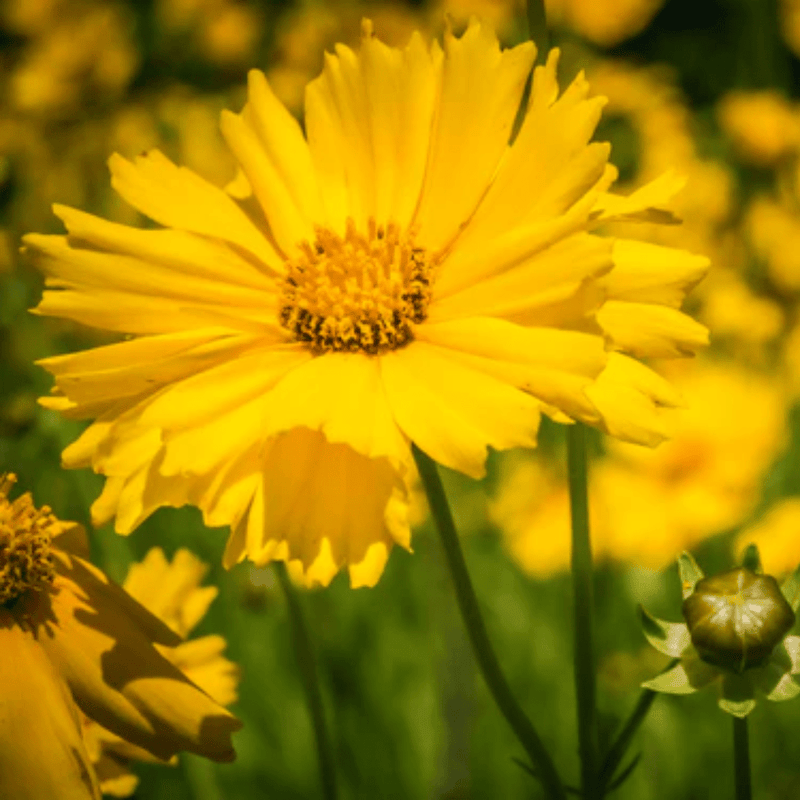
[{"xmin": 682, "ymin": 567, "xmax": 795, "ymax": 673}]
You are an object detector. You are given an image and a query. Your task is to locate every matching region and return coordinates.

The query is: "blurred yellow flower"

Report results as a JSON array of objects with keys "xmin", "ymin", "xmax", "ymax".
[
  {"xmin": 746, "ymin": 195, "xmax": 800, "ymax": 294},
  {"xmin": 27, "ymin": 20, "xmax": 706, "ymax": 587},
  {"xmin": 8, "ymin": 2, "xmax": 138, "ymax": 117},
  {"xmin": 0, "ymin": 474, "xmax": 240, "ymax": 800},
  {"xmin": 82, "ymin": 547, "xmax": 239, "ymax": 796},
  {"xmin": 717, "ymin": 90, "xmax": 800, "ymax": 167},
  {"xmin": 495, "ymin": 361, "xmax": 787, "ymax": 573},
  {"xmin": 545, "ymin": 0, "xmax": 666, "ymax": 47},
  {"xmin": 735, "ymin": 499, "xmax": 800, "ymax": 577}
]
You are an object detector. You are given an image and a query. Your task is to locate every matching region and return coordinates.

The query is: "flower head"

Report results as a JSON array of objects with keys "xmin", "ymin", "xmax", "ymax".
[
  {"xmin": 640, "ymin": 550, "xmax": 800, "ymax": 717},
  {"xmin": 26, "ymin": 20, "xmax": 707, "ymax": 587},
  {"xmin": 81, "ymin": 547, "xmax": 240, "ymax": 796},
  {"xmin": 0, "ymin": 474, "xmax": 241, "ymax": 799}
]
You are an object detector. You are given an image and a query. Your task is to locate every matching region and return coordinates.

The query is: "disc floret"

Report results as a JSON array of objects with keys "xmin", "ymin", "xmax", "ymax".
[
  {"xmin": 279, "ymin": 218, "xmax": 433, "ymax": 356},
  {"xmin": 0, "ymin": 474, "xmax": 57, "ymax": 605}
]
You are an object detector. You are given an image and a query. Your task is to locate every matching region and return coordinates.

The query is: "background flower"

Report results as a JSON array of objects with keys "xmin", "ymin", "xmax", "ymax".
[{"xmin": 0, "ymin": 475, "xmax": 241, "ymax": 799}]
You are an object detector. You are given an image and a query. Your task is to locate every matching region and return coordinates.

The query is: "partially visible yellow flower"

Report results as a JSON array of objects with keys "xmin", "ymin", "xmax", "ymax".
[
  {"xmin": 698, "ymin": 270, "xmax": 784, "ymax": 354},
  {"xmin": 495, "ymin": 361, "xmax": 787, "ymax": 574},
  {"xmin": 717, "ymin": 90, "xmax": 800, "ymax": 167},
  {"xmin": 27, "ymin": 21, "xmax": 707, "ymax": 587},
  {"xmin": 8, "ymin": 2, "xmax": 138, "ymax": 117},
  {"xmin": 735, "ymin": 499, "xmax": 800, "ymax": 577},
  {"xmin": 82, "ymin": 547, "xmax": 239, "ymax": 796},
  {"xmin": 0, "ymin": 475, "xmax": 240, "ymax": 800},
  {"xmin": 746, "ymin": 195, "xmax": 800, "ymax": 294},
  {"xmin": 545, "ymin": 0, "xmax": 666, "ymax": 47}
]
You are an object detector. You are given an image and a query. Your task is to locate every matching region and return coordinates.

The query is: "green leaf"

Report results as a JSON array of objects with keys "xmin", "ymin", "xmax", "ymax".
[
  {"xmin": 718, "ymin": 697, "xmax": 757, "ymax": 717},
  {"xmin": 781, "ymin": 564, "xmax": 800, "ymax": 612},
  {"xmin": 639, "ymin": 605, "xmax": 691, "ymax": 657},
  {"xmin": 719, "ymin": 673, "xmax": 757, "ymax": 717},
  {"xmin": 741, "ymin": 544, "xmax": 762, "ymax": 574},
  {"xmin": 642, "ymin": 658, "xmax": 716, "ymax": 695},
  {"xmin": 765, "ymin": 672, "xmax": 800, "ymax": 703},
  {"xmin": 678, "ymin": 552, "xmax": 704, "ymax": 600}
]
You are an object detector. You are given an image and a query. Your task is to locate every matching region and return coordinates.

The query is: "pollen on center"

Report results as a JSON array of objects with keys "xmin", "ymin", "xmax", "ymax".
[
  {"xmin": 0, "ymin": 474, "xmax": 57, "ymax": 605},
  {"xmin": 278, "ymin": 218, "xmax": 434, "ymax": 356}
]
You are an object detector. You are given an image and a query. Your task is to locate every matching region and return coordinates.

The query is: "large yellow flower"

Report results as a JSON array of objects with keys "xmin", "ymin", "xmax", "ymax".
[
  {"xmin": 26, "ymin": 20, "xmax": 707, "ymax": 587},
  {"xmin": 0, "ymin": 475, "xmax": 241, "ymax": 800},
  {"xmin": 82, "ymin": 547, "xmax": 240, "ymax": 797}
]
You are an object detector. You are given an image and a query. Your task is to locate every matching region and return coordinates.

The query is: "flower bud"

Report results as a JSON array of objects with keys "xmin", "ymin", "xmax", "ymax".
[{"xmin": 682, "ymin": 567, "xmax": 795, "ymax": 672}]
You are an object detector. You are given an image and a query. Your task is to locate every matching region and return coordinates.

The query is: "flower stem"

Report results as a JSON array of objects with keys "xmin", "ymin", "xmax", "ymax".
[
  {"xmin": 412, "ymin": 445, "xmax": 566, "ymax": 800},
  {"xmin": 566, "ymin": 423, "xmax": 600, "ymax": 800},
  {"xmin": 276, "ymin": 563, "xmax": 338, "ymax": 800},
  {"xmin": 599, "ymin": 686, "xmax": 658, "ymax": 791},
  {"xmin": 733, "ymin": 716, "xmax": 752, "ymax": 800}
]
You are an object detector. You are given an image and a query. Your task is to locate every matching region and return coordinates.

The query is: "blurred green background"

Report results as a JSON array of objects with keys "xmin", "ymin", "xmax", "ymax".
[{"xmin": 5, "ymin": 0, "xmax": 800, "ymax": 797}]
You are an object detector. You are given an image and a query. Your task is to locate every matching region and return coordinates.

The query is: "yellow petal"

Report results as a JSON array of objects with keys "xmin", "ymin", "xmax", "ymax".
[
  {"xmin": 597, "ymin": 301, "xmax": 710, "ymax": 358},
  {"xmin": 585, "ymin": 353, "xmax": 684, "ymax": 446},
  {"xmin": 461, "ymin": 50, "xmax": 610, "ymax": 243},
  {"xmin": 416, "ymin": 319, "xmax": 605, "ymax": 423},
  {"xmin": 220, "ymin": 109, "xmax": 314, "ymax": 256},
  {"xmin": 0, "ymin": 614, "xmax": 101, "ymax": 800},
  {"xmin": 232, "ymin": 427, "xmax": 410, "ymax": 585},
  {"xmin": 169, "ymin": 636, "xmax": 240, "ymax": 707},
  {"xmin": 380, "ymin": 340, "xmax": 542, "ymax": 478},
  {"xmin": 108, "ymin": 150, "xmax": 281, "ymax": 268},
  {"xmin": 257, "ymin": 353, "xmax": 410, "ymax": 466},
  {"xmin": 41, "ymin": 331, "xmax": 267, "ymax": 409},
  {"xmin": 414, "ymin": 21, "xmax": 536, "ymax": 251},
  {"xmin": 245, "ymin": 70, "xmax": 323, "ymax": 224},
  {"xmin": 601, "ymin": 239, "xmax": 710, "ymax": 308},
  {"xmin": 123, "ymin": 548, "xmax": 217, "ymax": 637},
  {"xmin": 53, "ymin": 204, "xmax": 281, "ymax": 285},
  {"xmin": 33, "ymin": 559, "xmax": 241, "ymax": 763},
  {"xmin": 430, "ymin": 230, "xmax": 612, "ymax": 321},
  {"xmin": 592, "ymin": 171, "xmax": 686, "ymax": 224}
]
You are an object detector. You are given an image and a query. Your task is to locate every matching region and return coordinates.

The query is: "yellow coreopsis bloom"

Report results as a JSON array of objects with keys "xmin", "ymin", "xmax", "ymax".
[
  {"xmin": 0, "ymin": 475, "xmax": 241, "ymax": 800},
  {"xmin": 494, "ymin": 360, "xmax": 786, "ymax": 574},
  {"xmin": 26, "ymin": 20, "xmax": 708, "ymax": 588},
  {"xmin": 82, "ymin": 547, "xmax": 240, "ymax": 797}
]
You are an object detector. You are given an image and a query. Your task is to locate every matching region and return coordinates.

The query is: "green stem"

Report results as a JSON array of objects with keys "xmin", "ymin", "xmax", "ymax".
[
  {"xmin": 599, "ymin": 687, "xmax": 658, "ymax": 790},
  {"xmin": 182, "ymin": 753, "xmax": 223, "ymax": 800},
  {"xmin": 567, "ymin": 424, "xmax": 600, "ymax": 800},
  {"xmin": 276, "ymin": 563, "xmax": 338, "ymax": 800},
  {"xmin": 412, "ymin": 445, "xmax": 566, "ymax": 800},
  {"xmin": 733, "ymin": 716, "xmax": 752, "ymax": 800}
]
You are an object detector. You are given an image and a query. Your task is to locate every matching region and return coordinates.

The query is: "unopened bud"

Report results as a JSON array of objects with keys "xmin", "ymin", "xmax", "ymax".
[{"xmin": 682, "ymin": 567, "xmax": 795, "ymax": 672}]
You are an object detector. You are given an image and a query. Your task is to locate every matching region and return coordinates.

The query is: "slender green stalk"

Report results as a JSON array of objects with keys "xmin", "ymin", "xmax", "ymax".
[
  {"xmin": 566, "ymin": 423, "xmax": 600, "ymax": 800},
  {"xmin": 526, "ymin": 0, "xmax": 550, "ymax": 63},
  {"xmin": 733, "ymin": 716, "xmax": 752, "ymax": 800},
  {"xmin": 412, "ymin": 445, "xmax": 566, "ymax": 800},
  {"xmin": 276, "ymin": 563, "xmax": 338, "ymax": 800},
  {"xmin": 599, "ymin": 687, "xmax": 658, "ymax": 791},
  {"xmin": 182, "ymin": 754, "xmax": 223, "ymax": 800}
]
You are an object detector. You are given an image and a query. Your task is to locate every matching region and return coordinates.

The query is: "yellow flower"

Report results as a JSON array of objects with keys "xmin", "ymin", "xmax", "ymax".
[
  {"xmin": 495, "ymin": 360, "xmax": 786, "ymax": 574},
  {"xmin": 717, "ymin": 90, "xmax": 800, "ymax": 167},
  {"xmin": 735, "ymin": 499, "xmax": 800, "ymax": 577},
  {"xmin": 81, "ymin": 547, "xmax": 240, "ymax": 796},
  {"xmin": 0, "ymin": 475, "xmax": 241, "ymax": 800},
  {"xmin": 26, "ymin": 20, "xmax": 707, "ymax": 587},
  {"xmin": 545, "ymin": 0, "xmax": 666, "ymax": 47}
]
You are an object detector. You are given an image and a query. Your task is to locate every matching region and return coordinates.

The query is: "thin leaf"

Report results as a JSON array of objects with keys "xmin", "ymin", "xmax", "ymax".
[
  {"xmin": 639, "ymin": 605, "xmax": 691, "ymax": 657},
  {"xmin": 678, "ymin": 552, "xmax": 704, "ymax": 599}
]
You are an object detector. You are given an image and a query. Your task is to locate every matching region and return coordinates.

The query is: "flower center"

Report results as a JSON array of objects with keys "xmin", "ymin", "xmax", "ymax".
[
  {"xmin": 0, "ymin": 474, "xmax": 57, "ymax": 605},
  {"xmin": 278, "ymin": 219, "xmax": 433, "ymax": 355}
]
